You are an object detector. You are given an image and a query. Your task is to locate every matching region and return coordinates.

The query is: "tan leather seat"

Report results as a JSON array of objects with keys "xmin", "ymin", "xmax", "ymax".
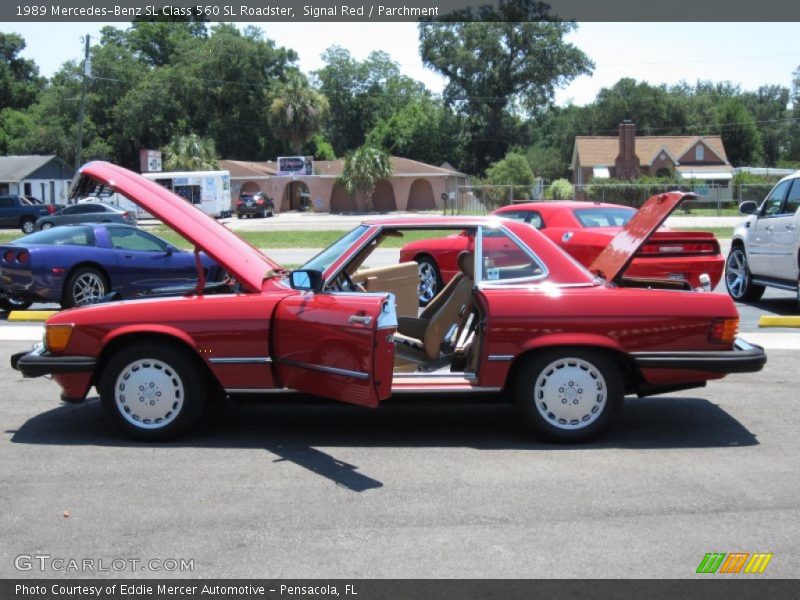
[{"xmin": 395, "ymin": 251, "xmax": 475, "ymax": 363}]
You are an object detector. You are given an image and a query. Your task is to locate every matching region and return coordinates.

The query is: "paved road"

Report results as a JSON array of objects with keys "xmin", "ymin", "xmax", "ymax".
[{"xmin": 0, "ymin": 342, "xmax": 797, "ymax": 578}]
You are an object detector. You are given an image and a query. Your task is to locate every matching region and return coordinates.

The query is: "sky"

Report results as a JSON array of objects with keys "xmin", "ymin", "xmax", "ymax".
[{"xmin": 1, "ymin": 21, "xmax": 799, "ymax": 106}]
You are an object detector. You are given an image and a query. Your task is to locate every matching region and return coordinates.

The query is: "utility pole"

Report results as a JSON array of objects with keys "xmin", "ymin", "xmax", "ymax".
[{"xmin": 75, "ymin": 35, "xmax": 91, "ymax": 170}]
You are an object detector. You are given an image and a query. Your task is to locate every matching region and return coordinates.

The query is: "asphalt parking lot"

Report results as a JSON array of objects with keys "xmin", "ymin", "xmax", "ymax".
[{"xmin": 1, "ymin": 332, "xmax": 798, "ymax": 578}]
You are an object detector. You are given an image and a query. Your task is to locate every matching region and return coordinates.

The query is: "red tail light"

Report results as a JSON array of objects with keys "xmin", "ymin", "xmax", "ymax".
[
  {"xmin": 47, "ymin": 205, "xmax": 56, "ymax": 214},
  {"xmin": 16, "ymin": 250, "xmax": 29, "ymax": 264},
  {"xmin": 3, "ymin": 250, "xmax": 14, "ymax": 263},
  {"xmin": 256, "ymin": 198, "xmax": 265, "ymax": 205},
  {"xmin": 122, "ymin": 211, "xmax": 133, "ymax": 219},
  {"xmin": 639, "ymin": 241, "xmax": 719, "ymax": 256},
  {"xmin": 708, "ymin": 318, "xmax": 738, "ymax": 344},
  {"xmin": 236, "ymin": 201, "xmax": 243, "ymax": 207}
]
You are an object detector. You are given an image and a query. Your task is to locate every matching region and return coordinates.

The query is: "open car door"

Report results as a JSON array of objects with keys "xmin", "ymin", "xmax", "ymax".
[{"xmin": 272, "ymin": 292, "xmax": 397, "ymax": 407}]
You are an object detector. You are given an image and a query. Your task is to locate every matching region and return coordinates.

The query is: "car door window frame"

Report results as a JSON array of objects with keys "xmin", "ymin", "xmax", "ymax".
[
  {"xmin": 781, "ymin": 178, "xmax": 800, "ymax": 216},
  {"xmin": 760, "ymin": 180, "xmax": 791, "ymax": 218},
  {"xmin": 476, "ymin": 224, "xmax": 549, "ymax": 287},
  {"xmin": 109, "ymin": 228, "xmax": 169, "ymax": 252}
]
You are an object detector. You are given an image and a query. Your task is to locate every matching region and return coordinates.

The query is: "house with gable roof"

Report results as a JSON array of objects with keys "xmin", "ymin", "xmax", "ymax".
[{"xmin": 570, "ymin": 121, "xmax": 734, "ymax": 200}]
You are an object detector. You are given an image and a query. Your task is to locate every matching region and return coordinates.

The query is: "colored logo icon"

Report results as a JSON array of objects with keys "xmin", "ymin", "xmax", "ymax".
[{"xmin": 696, "ymin": 552, "xmax": 773, "ymax": 574}]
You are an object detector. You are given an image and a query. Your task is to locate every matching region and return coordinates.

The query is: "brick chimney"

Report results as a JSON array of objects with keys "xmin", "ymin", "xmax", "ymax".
[{"xmin": 614, "ymin": 120, "xmax": 640, "ymax": 180}]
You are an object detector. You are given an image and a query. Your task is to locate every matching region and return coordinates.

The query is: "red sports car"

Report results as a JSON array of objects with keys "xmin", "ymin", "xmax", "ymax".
[
  {"xmin": 400, "ymin": 201, "xmax": 724, "ymax": 305},
  {"xmin": 12, "ymin": 163, "xmax": 765, "ymax": 443}
]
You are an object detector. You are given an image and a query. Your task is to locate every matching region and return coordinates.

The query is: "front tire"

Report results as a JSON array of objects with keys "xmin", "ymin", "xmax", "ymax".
[
  {"xmin": 99, "ymin": 342, "xmax": 206, "ymax": 440},
  {"xmin": 63, "ymin": 267, "xmax": 108, "ymax": 308},
  {"xmin": 515, "ymin": 349, "xmax": 623, "ymax": 443},
  {"xmin": 40, "ymin": 221, "xmax": 53, "ymax": 230},
  {"xmin": 725, "ymin": 246, "xmax": 765, "ymax": 301},
  {"xmin": 416, "ymin": 256, "xmax": 442, "ymax": 306},
  {"xmin": 0, "ymin": 293, "xmax": 33, "ymax": 312}
]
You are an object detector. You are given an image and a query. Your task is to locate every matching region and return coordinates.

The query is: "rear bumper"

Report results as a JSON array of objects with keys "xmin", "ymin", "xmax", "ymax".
[
  {"xmin": 11, "ymin": 344, "xmax": 97, "ymax": 378},
  {"xmin": 631, "ymin": 337, "xmax": 767, "ymax": 374}
]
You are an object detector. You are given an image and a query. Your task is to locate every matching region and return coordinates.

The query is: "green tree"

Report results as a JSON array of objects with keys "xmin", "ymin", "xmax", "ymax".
[
  {"xmin": 365, "ymin": 96, "xmax": 463, "ymax": 166},
  {"xmin": 339, "ymin": 145, "xmax": 392, "ymax": 210},
  {"xmin": 162, "ymin": 132, "xmax": 219, "ymax": 170},
  {"xmin": 486, "ymin": 151, "xmax": 534, "ymax": 184},
  {"xmin": 0, "ymin": 32, "xmax": 44, "ymax": 111},
  {"xmin": 786, "ymin": 66, "xmax": 800, "ymax": 162},
  {"xmin": 303, "ymin": 134, "xmax": 336, "ymax": 160},
  {"xmin": 13, "ymin": 23, "xmax": 300, "ymax": 168},
  {"xmin": 269, "ymin": 75, "xmax": 329, "ymax": 154},
  {"xmin": 418, "ymin": 1, "xmax": 593, "ymax": 173},
  {"xmin": 314, "ymin": 46, "xmax": 427, "ymax": 155},
  {"xmin": 739, "ymin": 85, "xmax": 790, "ymax": 166},
  {"xmin": 717, "ymin": 98, "xmax": 763, "ymax": 166}
]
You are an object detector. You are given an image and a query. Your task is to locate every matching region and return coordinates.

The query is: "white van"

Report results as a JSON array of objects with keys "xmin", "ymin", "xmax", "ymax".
[{"xmin": 141, "ymin": 171, "xmax": 232, "ymax": 219}]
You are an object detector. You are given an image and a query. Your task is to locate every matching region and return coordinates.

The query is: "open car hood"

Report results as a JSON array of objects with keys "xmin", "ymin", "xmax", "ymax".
[
  {"xmin": 588, "ymin": 191, "xmax": 697, "ymax": 282},
  {"xmin": 71, "ymin": 162, "xmax": 280, "ymax": 293}
]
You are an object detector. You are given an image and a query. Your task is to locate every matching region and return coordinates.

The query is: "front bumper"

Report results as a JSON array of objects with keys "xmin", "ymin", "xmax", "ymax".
[
  {"xmin": 630, "ymin": 337, "xmax": 767, "ymax": 374},
  {"xmin": 11, "ymin": 343, "xmax": 97, "ymax": 378}
]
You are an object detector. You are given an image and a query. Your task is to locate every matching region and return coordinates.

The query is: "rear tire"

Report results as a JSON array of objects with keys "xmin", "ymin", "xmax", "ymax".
[
  {"xmin": 99, "ymin": 342, "xmax": 206, "ymax": 440},
  {"xmin": 62, "ymin": 267, "xmax": 108, "ymax": 308},
  {"xmin": 0, "ymin": 294, "xmax": 33, "ymax": 312},
  {"xmin": 514, "ymin": 348, "xmax": 623, "ymax": 443},
  {"xmin": 20, "ymin": 218, "xmax": 35, "ymax": 234},
  {"xmin": 40, "ymin": 222, "xmax": 53, "ymax": 230},
  {"xmin": 725, "ymin": 246, "xmax": 765, "ymax": 302}
]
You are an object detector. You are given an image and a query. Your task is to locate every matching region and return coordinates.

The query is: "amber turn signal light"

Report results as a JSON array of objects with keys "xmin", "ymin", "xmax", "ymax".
[
  {"xmin": 45, "ymin": 324, "xmax": 74, "ymax": 352},
  {"xmin": 708, "ymin": 318, "xmax": 738, "ymax": 345}
]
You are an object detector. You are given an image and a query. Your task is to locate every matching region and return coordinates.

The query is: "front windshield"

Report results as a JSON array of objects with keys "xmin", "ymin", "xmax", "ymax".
[
  {"xmin": 301, "ymin": 225, "xmax": 369, "ymax": 272},
  {"xmin": 573, "ymin": 207, "xmax": 635, "ymax": 227}
]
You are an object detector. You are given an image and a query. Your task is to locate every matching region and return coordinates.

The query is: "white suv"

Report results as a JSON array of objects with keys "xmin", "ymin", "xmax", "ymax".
[{"xmin": 726, "ymin": 171, "xmax": 800, "ymax": 307}]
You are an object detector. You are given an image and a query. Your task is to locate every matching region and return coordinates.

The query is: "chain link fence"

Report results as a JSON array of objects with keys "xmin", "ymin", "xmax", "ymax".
[{"xmin": 448, "ymin": 181, "xmax": 776, "ymax": 216}]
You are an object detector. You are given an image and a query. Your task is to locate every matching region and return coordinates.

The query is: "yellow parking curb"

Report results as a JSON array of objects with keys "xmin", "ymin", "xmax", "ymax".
[
  {"xmin": 7, "ymin": 310, "xmax": 58, "ymax": 322},
  {"xmin": 758, "ymin": 315, "xmax": 800, "ymax": 328}
]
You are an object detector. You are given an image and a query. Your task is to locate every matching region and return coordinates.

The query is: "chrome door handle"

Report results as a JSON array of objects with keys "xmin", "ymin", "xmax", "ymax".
[{"xmin": 348, "ymin": 315, "xmax": 373, "ymax": 326}]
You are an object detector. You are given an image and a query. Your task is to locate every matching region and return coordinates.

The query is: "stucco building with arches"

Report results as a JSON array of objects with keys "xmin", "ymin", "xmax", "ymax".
[{"xmin": 219, "ymin": 157, "xmax": 468, "ymax": 214}]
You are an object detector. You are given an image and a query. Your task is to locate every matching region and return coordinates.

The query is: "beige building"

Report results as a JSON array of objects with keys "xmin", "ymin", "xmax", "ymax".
[{"xmin": 219, "ymin": 157, "xmax": 468, "ymax": 214}]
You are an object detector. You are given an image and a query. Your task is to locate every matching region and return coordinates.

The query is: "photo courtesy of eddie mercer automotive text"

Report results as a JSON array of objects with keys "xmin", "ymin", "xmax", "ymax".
[{"xmin": 10, "ymin": 162, "xmax": 766, "ymax": 444}]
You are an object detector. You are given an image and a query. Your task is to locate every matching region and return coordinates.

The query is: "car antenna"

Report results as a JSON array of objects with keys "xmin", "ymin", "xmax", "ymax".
[{"xmin": 193, "ymin": 246, "xmax": 206, "ymax": 295}]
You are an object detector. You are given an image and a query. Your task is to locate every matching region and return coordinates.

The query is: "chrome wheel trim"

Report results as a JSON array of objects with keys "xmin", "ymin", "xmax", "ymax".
[
  {"xmin": 417, "ymin": 261, "xmax": 438, "ymax": 303},
  {"xmin": 114, "ymin": 358, "xmax": 184, "ymax": 429},
  {"xmin": 21, "ymin": 220, "xmax": 34, "ymax": 233},
  {"xmin": 41, "ymin": 222, "xmax": 53, "ymax": 230},
  {"xmin": 533, "ymin": 357, "xmax": 607, "ymax": 430},
  {"xmin": 725, "ymin": 248, "xmax": 749, "ymax": 299},
  {"xmin": 72, "ymin": 272, "xmax": 106, "ymax": 305}
]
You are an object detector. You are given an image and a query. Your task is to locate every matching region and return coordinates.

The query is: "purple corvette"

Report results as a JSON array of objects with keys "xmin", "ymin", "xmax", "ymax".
[{"xmin": 0, "ymin": 224, "xmax": 222, "ymax": 311}]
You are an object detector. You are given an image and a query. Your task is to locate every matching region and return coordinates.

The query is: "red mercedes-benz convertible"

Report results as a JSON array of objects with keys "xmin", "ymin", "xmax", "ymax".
[
  {"xmin": 400, "ymin": 201, "xmax": 724, "ymax": 305},
  {"xmin": 12, "ymin": 162, "xmax": 765, "ymax": 442}
]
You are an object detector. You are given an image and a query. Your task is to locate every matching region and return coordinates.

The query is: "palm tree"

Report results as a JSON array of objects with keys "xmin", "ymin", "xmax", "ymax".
[
  {"xmin": 268, "ymin": 78, "xmax": 329, "ymax": 154},
  {"xmin": 162, "ymin": 133, "xmax": 219, "ymax": 171},
  {"xmin": 339, "ymin": 145, "xmax": 392, "ymax": 210}
]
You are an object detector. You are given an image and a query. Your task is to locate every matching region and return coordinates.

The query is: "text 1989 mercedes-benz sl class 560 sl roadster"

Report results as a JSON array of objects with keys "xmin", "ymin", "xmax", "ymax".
[{"xmin": 12, "ymin": 162, "xmax": 766, "ymax": 442}]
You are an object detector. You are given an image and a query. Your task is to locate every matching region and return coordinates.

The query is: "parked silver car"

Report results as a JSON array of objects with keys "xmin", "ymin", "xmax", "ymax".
[
  {"xmin": 726, "ymin": 171, "xmax": 800, "ymax": 308},
  {"xmin": 34, "ymin": 201, "xmax": 137, "ymax": 231}
]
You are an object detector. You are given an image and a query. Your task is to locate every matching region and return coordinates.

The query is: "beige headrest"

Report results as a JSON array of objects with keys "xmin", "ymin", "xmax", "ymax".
[{"xmin": 458, "ymin": 251, "xmax": 474, "ymax": 279}]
